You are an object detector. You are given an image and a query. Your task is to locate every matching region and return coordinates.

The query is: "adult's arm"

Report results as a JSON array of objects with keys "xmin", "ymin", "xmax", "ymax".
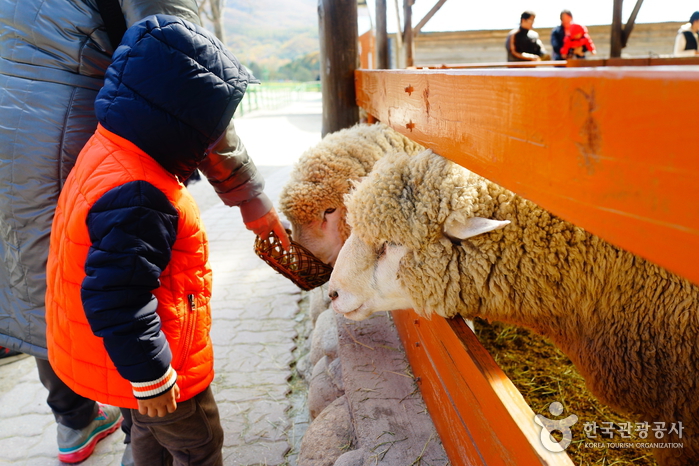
[
  {"xmin": 197, "ymin": 121, "xmax": 273, "ymax": 223},
  {"xmin": 510, "ymin": 30, "xmax": 541, "ymax": 61},
  {"xmin": 121, "ymin": 0, "xmax": 201, "ymax": 27},
  {"xmin": 550, "ymin": 27, "xmax": 563, "ymax": 58},
  {"xmin": 82, "ymin": 180, "xmax": 179, "ymax": 400}
]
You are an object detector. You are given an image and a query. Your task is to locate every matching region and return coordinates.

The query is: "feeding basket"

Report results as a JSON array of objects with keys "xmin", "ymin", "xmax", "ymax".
[{"xmin": 254, "ymin": 229, "xmax": 333, "ymax": 291}]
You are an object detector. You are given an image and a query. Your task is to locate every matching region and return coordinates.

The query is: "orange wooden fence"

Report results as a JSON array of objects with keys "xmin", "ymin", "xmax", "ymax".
[
  {"xmin": 356, "ymin": 67, "xmax": 699, "ymax": 287},
  {"xmin": 354, "ymin": 65, "xmax": 699, "ymax": 465},
  {"xmin": 416, "ymin": 56, "xmax": 699, "ymax": 69}
]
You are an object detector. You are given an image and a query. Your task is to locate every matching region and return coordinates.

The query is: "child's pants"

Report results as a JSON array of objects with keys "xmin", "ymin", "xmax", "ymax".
[{"xmin": 130, "ymin": 386, "xmax": 223, "ymax": 466}]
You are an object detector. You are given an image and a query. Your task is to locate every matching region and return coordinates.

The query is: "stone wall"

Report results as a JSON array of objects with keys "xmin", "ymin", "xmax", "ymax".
[{"xmin": 394, "ymin": 22, "xmax": 683, "ymax": 66}]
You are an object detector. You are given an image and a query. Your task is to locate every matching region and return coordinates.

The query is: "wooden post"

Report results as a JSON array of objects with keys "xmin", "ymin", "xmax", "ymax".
[
  {"xmin": 403, "ymin": 0, "xmax": 414, "ymax": 68},
  {"xmin": 413, "ymin": 0, "xmax": 449, "ymax": 36},
  {"xmin": 376, "ymin": 0, "xmax": 389, "ymax": 69},
  {"xmin": 318, "ymin": 0, "xmax": 359, "ymax": 136},
  {"xmin": 622, "ymin": 0, "xmax": 645, "ymax": 47},
  {"xmin": 610, "ymin": 0, "xmax": 624, "ymax": 58},
  {"xmin": 393, "ymin": 0, "xmax": 403, "ymax": 68}
]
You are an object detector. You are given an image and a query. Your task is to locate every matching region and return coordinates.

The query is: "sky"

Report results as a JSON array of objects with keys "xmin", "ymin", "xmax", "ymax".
[{"xmin": 360, "ymin": 0, "xmax": 697, "ymax": 33}]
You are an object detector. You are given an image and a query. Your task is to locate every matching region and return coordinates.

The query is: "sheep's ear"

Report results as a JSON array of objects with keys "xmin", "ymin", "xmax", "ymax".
[{"xmin": 443, "ymin": 213, "xmax": 510, "ymax": 241}]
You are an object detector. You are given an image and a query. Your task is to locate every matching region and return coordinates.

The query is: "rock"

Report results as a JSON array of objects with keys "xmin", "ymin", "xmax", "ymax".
[
  {"xmin": 333, "ymin": 449, "xmax": 366, "ymax": 466},
  {"xmin": 309, "ymin": 309, "xmax": 338, "ymax": 367},
  {"xmin": 298, "ymin": 396, "xmax": 354, "ymax": 466},
  {"xmin": 308, "ymin": 356, "xmax": 344, "ymax": 419},
  {"xmin": 296, "ymin": 353, "xmax": 313, "ymax": 381},
  {"xmin": 309, "ymin": 284, "xmax": 332, "ymax": 325}
]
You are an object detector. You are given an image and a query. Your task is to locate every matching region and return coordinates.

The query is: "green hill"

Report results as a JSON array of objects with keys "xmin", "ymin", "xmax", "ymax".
[{"xmin": 221, "ymin": 0, "xmax": 319, "ymax": 79}]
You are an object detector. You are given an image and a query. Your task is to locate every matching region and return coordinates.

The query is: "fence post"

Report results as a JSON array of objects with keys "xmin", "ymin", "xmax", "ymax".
[{"xmin": 318, "ymin": 0, "xmax": 359, "ymax": 136}]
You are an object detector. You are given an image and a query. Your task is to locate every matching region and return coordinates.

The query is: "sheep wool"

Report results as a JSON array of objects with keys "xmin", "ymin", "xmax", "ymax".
[
  {"xmin": 279, "ymin": 122, "xmax": 424, "ymax": 242},
  {"xmin": 345, "ymin": 149, "xmax": 699, "ymax": 466}
]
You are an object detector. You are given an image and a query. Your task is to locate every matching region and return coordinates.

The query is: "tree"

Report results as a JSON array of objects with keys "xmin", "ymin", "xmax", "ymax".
[{"xmin": 198, "ymin": 0, "xmax": 226, "ymax": 43}]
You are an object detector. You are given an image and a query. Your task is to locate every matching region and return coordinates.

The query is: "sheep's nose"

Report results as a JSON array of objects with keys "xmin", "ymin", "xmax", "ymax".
[{"xmin": 328, "ymin": 290, "xmax": 338, "ymax": 301}]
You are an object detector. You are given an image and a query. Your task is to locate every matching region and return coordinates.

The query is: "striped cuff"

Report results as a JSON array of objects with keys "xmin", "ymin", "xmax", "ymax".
[{"xmin": 131, "ymin": 366, "xmax": 177, "ymax": 400}]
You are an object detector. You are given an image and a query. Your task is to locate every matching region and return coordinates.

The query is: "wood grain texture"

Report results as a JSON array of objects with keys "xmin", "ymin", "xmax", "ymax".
[
  {"xmin": 392, "ymin": 310, "xmax": 574, "ymax": 466},
  {"xmin": 356, "ymin": 67, "xmax": 699, "ymax": 285}
]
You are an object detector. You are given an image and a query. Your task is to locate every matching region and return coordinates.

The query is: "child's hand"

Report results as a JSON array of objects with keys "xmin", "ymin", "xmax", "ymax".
[{"xmin": 137, "ymin": 383, "xmax": 180, "ymax": 417}]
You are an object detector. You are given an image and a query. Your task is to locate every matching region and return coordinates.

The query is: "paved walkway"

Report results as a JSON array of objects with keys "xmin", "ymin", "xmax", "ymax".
[{"xmin": 0, "ymin": 92, "xmax": 323, "ymax": 466}]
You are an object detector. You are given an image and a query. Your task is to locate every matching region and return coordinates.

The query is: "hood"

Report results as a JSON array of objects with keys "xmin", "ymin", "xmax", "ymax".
[
  {"xmin": 95, "ymin": 15, "xmax": 257, "ymax": 178},
  {"xmin": 678, "ymin": 22, "xmax": 693, "ymax": 33},
  {"xmin": 569, "ymin": 23, "xmax": 587, "ymax": 37}
]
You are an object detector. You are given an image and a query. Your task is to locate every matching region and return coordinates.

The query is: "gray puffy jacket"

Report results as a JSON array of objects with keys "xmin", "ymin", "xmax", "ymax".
[{"xmin": 0, "ymin": 0, "xmax": 271, "ymax": 358}]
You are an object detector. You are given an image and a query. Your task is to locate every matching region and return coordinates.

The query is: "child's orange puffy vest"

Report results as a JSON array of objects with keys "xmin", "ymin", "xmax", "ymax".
[{"xmin": 46, "ymin": 125, "xmax": 214, "ymax": 409}]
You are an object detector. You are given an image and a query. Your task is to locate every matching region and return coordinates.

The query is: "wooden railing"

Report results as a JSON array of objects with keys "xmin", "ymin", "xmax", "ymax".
[
  {"xmin": 354, "ymin": 65, "xmax": 699, "ymax": 465},
  {"xmin": 416, "ymin": 56, "xmax": 699, "ymax": 69},
  {"xmin": 234, "ymin": 81, "xmax": 321, "ymax": 117}
]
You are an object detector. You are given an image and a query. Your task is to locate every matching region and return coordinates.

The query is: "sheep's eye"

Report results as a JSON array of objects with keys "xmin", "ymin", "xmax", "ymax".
[
  {"xmin": 324, "ymin": 208, "xmax": 336, "ymax": 215},
  {"xmin": 376, "ymin": 242, "xmax": 387, "ymax": 259}
]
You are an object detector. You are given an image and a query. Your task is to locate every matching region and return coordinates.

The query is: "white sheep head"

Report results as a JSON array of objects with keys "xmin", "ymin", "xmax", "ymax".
[
  {"xmin": 328, "ymin": 216, "xmax": 508, "ymax": 320},
  {"xmin": 327, "ymin": 149, "xmax": 510, "ymax": 320}
]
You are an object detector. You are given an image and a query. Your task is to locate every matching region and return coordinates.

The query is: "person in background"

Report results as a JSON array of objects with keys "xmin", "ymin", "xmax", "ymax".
[
  {"xmin": 560, "ymin": 23, "xmax": 597, "ymax": 59},
  {"xmin": 0, "ymin": 0, "xmax": 289, "ymax": 464},
  {"xmin": 506, "ymin": 11, "xmax": 550, "ymax": 62},
  {"xmin": 674, "ymin": 11, "xmax": 699, "ymax": 57},
  {"xmin": 551, "ymin": 10, "xmax": 574, "ymax": 60},
  {"xmin": 46, "ymin": 15, "xmax": 257, "ymax": 465}
]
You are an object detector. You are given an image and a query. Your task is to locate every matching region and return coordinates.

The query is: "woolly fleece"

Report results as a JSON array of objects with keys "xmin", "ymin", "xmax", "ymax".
[
  {"xmin": 278, "ymin": 122, "xmax": 423, "ymax": 242},
  {"xmin": 345, "ymin": 149, "xmax": 699, "ymax": 466}
]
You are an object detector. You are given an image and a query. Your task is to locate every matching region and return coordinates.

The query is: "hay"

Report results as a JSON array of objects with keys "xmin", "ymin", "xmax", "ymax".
[{"xmin": 473, "ymin": 318, "xmax": 658, "ymax": 466}]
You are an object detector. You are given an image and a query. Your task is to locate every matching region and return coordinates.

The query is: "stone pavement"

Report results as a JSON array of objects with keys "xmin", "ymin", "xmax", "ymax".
[{"xmin": 0, "ymin": 92, "xmax": 323, "ymax": 466}]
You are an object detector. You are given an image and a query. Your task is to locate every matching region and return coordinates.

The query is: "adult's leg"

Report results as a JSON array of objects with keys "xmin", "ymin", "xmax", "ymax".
[
  {"xmin": 130, "ymin": 386, "xmax": 223, "ymax": 466},
  {"xmin": 36, "ymin": 358, "xmax": 122, "ymax": 463},
  {"xmin": 35, "ymin": 357, "xmax": 97, "ymax": 428}
]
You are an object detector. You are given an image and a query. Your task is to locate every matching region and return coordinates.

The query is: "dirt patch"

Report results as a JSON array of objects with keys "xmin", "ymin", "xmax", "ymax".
[{"xmin": 474, "ymin": 318, "xmax": 658, "ymax": 466}]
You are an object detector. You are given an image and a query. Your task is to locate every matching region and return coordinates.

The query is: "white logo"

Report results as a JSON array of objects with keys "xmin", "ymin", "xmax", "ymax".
[{"xmin": 534, "ymin": 402, "xmax": 579, "ymax": 452}]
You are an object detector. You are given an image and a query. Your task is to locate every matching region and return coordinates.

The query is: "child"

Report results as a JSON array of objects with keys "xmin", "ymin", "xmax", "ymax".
[
  {"xmin": 45, "ymin": 14, "xmax": 286, "ymax": 465},
  {"xmin": 560, "ymin": 23, "xmax": 596, "ymax": 59}
]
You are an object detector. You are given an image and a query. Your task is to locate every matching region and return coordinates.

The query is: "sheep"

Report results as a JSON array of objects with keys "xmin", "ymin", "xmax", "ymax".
[
  {"xmin": 278, "ymin": 122, "xmax": 424, "ymax": 265},
  {"xmin": 328, "ymin": 148, "xmax": 699, "ymax": 466}
]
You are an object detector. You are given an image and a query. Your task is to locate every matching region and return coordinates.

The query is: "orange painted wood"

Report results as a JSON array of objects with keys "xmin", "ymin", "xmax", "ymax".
[
  {"xmin": 358, "ymin": 30, "xmax": 375, "ymax": 69},
  {"xmin": 356, "ymin": 67, "xmax": 699, "ymax": 286},
  {"xmin": 414, "ymin": 60, "xmax": 567, "ymax": 69},
  {"xmin": 392, "ymin": 309, "xmax": 574, "ymax": 465},
  {"xmin": 566, "ymin": 56, "xmax": 699, "ymax": 67}
]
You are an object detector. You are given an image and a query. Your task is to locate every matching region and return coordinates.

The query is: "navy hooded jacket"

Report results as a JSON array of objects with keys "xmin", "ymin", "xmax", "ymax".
[{"xmin": 80, "ymin": 15, "xmax": 254, "ymax": 385}]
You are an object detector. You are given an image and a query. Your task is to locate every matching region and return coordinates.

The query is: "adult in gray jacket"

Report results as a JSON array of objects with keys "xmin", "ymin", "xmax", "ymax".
[{"xmin": 0, "ymin": 0, "xmax": 289, "ymax": 463}]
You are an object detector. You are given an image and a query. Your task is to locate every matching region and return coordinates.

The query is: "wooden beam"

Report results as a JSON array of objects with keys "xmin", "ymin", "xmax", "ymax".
[
  {"xmin": 413, "ymin": 0, "xmax": 448, "ymax": 36},
  {"xmin": 403, "ymin": 0, "xmax": 414, "ymax": 68},
  {"xmin": 376, "ymin": 0, "xmax": 389, "ymax": 69},
  {"xmin": 610, "ymin": 0, "xmax": 624, "ymax": 58},
  {"xmin": 355, "ymin": 68, "xmax": 699, "ymax": 286},
  {"xmin": 621, "ymin": 0, "xmax": 644, "ymax": 47},
  {"xmin": 393, "ymin": 309, "xmax": 574, "ymax": 465},
  {"xmin": 417, "ymin": 60, "xmax": 566, "ymax": 69},
  {"xmin": 565, "ymin": 56, "xmax": 699, "ymax": 67},
  {"xmin": 392, "ymin": 0, "xmax": 403, "ymax": 67},
  {"xmin": 318, "ymin": 0, "xmax": 359, "ymax": 136}
]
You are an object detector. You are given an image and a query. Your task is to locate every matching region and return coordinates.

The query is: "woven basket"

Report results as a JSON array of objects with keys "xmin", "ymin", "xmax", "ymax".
[{"xmin": 254, "ymin": 230, "xmax": 333, "ymax": 291}]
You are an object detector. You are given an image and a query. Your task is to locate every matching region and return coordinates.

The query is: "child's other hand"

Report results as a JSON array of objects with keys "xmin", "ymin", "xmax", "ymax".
[{"xmin": 137, "ymin": 383, "xmax": 180, "ymax": 417}]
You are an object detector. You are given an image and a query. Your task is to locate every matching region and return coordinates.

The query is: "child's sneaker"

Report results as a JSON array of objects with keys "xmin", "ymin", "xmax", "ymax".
[{"xmin": 57, "ymin": 404, "xmax": 122, "ymax": 463}]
